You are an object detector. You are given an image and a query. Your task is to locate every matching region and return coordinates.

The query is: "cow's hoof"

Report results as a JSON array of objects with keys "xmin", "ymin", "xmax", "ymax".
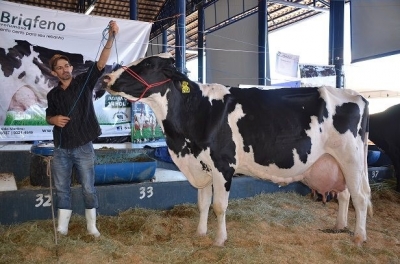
[
  {"xmin": 352, "ymin": 234, "xmax": 366, "ymax": 246},
  {"xmin": 213, "ymin": 236, "xmax": 227, "ymax": 247},
  {"xmin": 319, "ymin": 227, "xmax": 353, "ymax": 235},
  {"xmin": 213, "ymin": 240, "xmax": 225, "ymax": 247},
  {"xmin": 196, "ymin": 228, "xmax": 207, "ymax": 237}
]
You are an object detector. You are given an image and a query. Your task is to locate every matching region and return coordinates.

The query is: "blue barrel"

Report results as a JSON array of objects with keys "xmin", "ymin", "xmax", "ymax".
[
  {"xmin": 30, "ymin": 143, "xmax": 54, "ymax": 187},
  {"xmin": 30, "ymin": 142, "xmax": 54, "ymax": 156},
  {"xmin": 94, "ymin": 152, "xmax": 156, "ymax": 185}
]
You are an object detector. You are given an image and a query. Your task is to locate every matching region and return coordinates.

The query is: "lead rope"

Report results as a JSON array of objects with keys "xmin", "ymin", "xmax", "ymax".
[
  {"xmin": 34, "ymin": 154, "xmax": 59, "ymax": 258},
  {"xmin": 48, "ymin": 24, "xmax": 119, "ymax": 259},
  {"xmin": 58, "ymin": 24, "xmax": 118, "ymax": 148},
  {"xmin": 121, "ymin": 66, "xmax": 171, "ymax": 102},
  {"xmin": 46, "ymin": 156, "xmax": 60, "ymax": 257}
]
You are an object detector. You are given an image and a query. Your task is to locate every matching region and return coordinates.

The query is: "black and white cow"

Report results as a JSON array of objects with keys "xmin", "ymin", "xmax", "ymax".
[
  {"xmin": 102, "ymin": 53, "xmax": 372, "ymax": 246},
  {"xmin": 369, "ymin": 103, "xmax": 400, "ymax": 192}
]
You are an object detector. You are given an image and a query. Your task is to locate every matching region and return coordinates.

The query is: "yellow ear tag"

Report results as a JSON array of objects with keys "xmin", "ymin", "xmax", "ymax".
[{"xmin": 181, "ymin": 81, "xmax": 190, "ymax": 93}]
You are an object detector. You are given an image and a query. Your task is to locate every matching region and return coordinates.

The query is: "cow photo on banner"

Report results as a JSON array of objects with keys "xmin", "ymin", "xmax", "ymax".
[
  {"xmin": 299, "ymin": 64, "xmax": 336, "ymax": 87},
  {"xmin": 0, "ymin": 1, "xmax": 152, "ymax": 142},
  {"xmin": 131, "ymin": 102, "xmax": 164, "ymax": 143}
]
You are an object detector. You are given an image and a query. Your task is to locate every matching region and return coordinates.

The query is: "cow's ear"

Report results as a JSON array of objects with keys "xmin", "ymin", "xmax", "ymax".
[
  {"xmin": 163, "ymin": 58, "xmax": 187, "ymax": 79},
  {"xmin": 162, "ymin": 65, "xmax": 189, "ymax": 82},
  {"xmin": 162, "ymin": 67, "xmax": 193, "ymax": 94}
]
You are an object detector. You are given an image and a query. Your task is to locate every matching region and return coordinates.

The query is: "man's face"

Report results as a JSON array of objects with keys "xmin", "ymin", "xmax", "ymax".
[{"xmin": 52, "ymin": 59, "xmax": 73, "ymax": 81}]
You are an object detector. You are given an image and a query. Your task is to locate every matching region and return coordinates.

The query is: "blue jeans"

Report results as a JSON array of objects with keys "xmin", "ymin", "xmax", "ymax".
[{"xmin": 51, "ymin": 142, "xmax": 98, "ymax": 210}]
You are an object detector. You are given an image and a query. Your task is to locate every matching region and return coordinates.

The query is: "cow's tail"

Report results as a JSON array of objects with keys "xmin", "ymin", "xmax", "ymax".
[
  {"xmin": 362, "ymin": 99, "xmax": 373, "ymax": 218},
  {"xmin": 364, "ymin": 132, "xmax": 373, "ymax": 218}
]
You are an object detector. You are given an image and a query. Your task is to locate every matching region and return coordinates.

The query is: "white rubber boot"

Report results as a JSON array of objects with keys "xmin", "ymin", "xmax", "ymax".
[
  {"xmin": 85, "ymin": 208, "xmax": 100, "ymax": 237},
  {"xmin": 57, "ymin": 209, "xmax": 72, "ymax": 235}
]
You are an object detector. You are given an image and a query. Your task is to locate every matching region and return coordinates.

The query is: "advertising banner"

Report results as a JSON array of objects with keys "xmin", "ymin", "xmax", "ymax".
[
  {"xmin": 131, "ymin": 102, "xmax": 164, "ymax": 143},
  {"xmin": 0, "ymin": 1, "xmax": 152, "ymax": 141},
  {"xmin": 275, "ymin": 51, "xmax": 299, "ymax": 78},
  {"xmin": 299, "ymin": 64, "xmax": 336, "ymax": 87}
]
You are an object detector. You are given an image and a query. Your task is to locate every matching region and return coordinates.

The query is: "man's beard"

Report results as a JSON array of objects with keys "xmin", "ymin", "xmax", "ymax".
[{"xmin": 60, "ymin": 72, "xmax": 72, "ymax": 81}]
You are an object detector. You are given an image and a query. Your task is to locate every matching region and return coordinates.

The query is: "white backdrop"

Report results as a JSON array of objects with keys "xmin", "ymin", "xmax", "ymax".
[{"xmin": 0, "ymin": 1, "xmax": 152, "ymax": 141}]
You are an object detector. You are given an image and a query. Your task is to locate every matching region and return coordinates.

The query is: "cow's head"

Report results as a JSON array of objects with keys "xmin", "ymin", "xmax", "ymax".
[{"xmin": 102, "ymin": 53, "xmax": 189, "ymax": 101}]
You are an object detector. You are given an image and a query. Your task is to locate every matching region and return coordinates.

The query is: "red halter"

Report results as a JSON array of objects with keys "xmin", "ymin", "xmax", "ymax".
[{"xmin": 122, "ymin": 66, "xmax": 171, "ymax": 102}]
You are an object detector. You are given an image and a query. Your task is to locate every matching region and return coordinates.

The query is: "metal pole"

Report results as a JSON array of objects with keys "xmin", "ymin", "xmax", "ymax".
[
  {"xmin": 258, "ymin": 0, "xmax": 271, "ymax": 86},
  {"xmin": 130, "ymin": 0, "xmax": 138, "ymax": 20},
  {"xmin": 162, "ymin": 30, "xmax": 168, "ymax": 53},
  {"xmin": 198, "ymin": 4, "xmax": 204, "ymax": 83},
  {"xmin": 329, "ymin": 0, "xmax": 345, "ymax": 88},
  {"xmin": 175, "ymin": 0, "xmax": 186, "ymax": 74}
]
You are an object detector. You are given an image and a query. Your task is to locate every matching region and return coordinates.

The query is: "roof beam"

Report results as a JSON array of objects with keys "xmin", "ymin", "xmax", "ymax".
[
  {"xmin": 268, "ymin": 0, "xmax": 329, "ymax": 13},
  {"xmin": 315, "ymin": 0, "xmax": 330, "ymax": 8}
]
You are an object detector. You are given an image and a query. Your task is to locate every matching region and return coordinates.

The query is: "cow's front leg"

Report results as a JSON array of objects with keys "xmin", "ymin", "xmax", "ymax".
[
  {"xmin": 212, "ymin": 174, "xmax": 230, "ymax": 246},
  {"xmin": 196, "ymin": 184, "xmax": 212, "ymax": 236}
]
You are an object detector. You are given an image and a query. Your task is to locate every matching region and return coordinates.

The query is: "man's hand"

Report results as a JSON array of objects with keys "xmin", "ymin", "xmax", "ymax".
[
  {"xmin": 49, "ymin": 115, "xmax": 70, "ymax": 128},
  {"xmin": 97, "ymin": 20, "xmax": 119, "ymax": 70},
  {"xmin": 108, "ymin": 20, "xmax": 119, "ymax": 37}
]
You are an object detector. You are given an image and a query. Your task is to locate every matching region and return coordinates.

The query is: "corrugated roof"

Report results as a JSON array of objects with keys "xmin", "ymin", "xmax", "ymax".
[{"xmin": 4, "ymin": 0, "xmax": 338, "ymax": 61}]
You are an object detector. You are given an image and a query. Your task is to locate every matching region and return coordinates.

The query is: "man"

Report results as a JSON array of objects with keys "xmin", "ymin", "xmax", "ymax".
[{"xmin": 46, "ymin": 20, "xmax": 119, "ymax": 237}]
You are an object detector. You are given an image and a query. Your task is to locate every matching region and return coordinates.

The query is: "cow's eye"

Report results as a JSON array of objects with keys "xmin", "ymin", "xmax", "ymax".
[{"xmin": 143, "ymin": 62, "xmax": 152, "ymax": 68}]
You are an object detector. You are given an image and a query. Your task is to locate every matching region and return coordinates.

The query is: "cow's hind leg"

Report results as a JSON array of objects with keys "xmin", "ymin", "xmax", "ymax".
[
  {"xmin": 346, "ymin": 171, "xmax": 371, "ymax": 246},
  {"xmin": 196, "ymin": 184, "xmax": 212, "ymax": 237}
]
